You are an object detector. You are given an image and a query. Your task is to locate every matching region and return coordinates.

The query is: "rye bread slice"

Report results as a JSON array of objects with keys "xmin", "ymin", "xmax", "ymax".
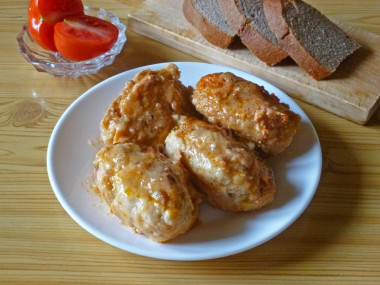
[
  {"xmin": 183, "ymin": 0, "xmax": 237, "ymax": 48},
  {"xmin": 263, "ymin": 0, "xmax": 360, "ymax": 80},
  {"xmin": 219, "ymin": 0, "xmax": 288, "ymax": 66}
]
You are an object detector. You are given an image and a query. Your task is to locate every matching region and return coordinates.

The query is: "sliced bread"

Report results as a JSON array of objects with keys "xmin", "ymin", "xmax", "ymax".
[
  {"xmin": 183, "ymin": 0, "xmax": 237, "ymax": 48},
  {"xmin": 219, "ymin": 0, "xmax": 288, "ymax": 66},
  {"xmin": 263, "ymin": 0, "xmax": 360, "ymax": 80}
]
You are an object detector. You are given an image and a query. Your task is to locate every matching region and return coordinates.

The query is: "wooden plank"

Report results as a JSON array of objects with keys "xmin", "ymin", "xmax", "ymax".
[{"xmin": 128, "ymin": 0, "xmax": 380, "ymax": 124}]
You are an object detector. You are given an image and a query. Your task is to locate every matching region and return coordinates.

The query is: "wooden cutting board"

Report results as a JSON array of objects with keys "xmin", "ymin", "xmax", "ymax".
[{"xmin": 128, "ymin": 0, "xmax": 380, "ymax": 124}]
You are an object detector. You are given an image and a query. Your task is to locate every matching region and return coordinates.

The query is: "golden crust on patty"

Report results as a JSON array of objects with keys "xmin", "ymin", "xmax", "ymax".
[
  {"xmin": 101, "ymin": 64, "xmax": 197, "ymax": 149},
  {"xmin": 164, "ymin": 117, "xmax": 276, "ymax": 212},
  {"xmin": 94, "ymin": 143, "xmax": 201, "ymax": 243},
  {"xmin": 192, "ymin": 72, "xmax": 301, "ymax": 155}
]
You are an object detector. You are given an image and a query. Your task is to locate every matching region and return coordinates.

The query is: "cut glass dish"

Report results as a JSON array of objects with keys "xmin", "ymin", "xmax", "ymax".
[{"xmin": 17, "ymin": 7, "xmax": 127, "ymax": 77}]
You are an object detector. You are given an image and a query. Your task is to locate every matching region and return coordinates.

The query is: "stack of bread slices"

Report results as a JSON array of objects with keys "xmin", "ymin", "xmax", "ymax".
[{"xmin": 183, "ymin": 0, "xmax": 360, "ymax": 80}]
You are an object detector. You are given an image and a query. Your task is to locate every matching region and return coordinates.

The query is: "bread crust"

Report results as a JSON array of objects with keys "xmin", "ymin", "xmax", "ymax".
[
  {"xmin": 183, "ymin": 0, "xmax": 236, "ymax": 48},
  {"xmin": 263, "ymin": 0, "xmax": 334, "ymax": 80},
  {"xmin": 219, "ymin": 0, "xmax": 287, "ymax": 66}
]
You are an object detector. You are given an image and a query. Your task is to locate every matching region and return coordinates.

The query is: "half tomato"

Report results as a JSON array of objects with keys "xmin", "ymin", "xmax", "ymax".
[{"xmin": 54, "ymin": 15, "xmax": 119, "ymax": 61}]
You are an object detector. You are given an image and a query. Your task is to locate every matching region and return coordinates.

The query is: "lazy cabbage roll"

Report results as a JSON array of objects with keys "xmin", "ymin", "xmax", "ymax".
[
  {"xmin": 100, "ymin": 64, "xmax": 198, "ymax": 150},
  {"xmin": 93, "ymin": 142, "xmax": 201, "ymax": 243},
  {"xmin": 192, "ymin": 72, "xmax": 301, "ymax": 156},
  {"xmin": 165, "ymin": 117, "xmax": 276, "ymax": 212}
]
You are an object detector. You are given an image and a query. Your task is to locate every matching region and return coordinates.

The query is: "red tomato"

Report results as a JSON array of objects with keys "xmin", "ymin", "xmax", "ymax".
[
  {"xmin": 54, "ymin": 15, "xmax": 119, "ymax": 61},
  {"xmin": 28, "ymin": 0, "xmax": 84, "ymax": 51}
]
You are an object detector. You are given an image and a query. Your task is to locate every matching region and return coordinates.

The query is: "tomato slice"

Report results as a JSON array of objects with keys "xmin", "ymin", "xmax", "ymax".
[
  {"xmin": 54, "ymin": 15, "xmax": 119, "ymax": 61},
  {"xmin": 28, "ymin": 0, "xmax": 84, "ymax": 51}
]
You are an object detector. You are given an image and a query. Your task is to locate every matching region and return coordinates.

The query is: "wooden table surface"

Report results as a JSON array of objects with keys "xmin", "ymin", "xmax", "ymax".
[{"xmin": 1, "ymin": 0, "xmax": 379, "ymax": 284}]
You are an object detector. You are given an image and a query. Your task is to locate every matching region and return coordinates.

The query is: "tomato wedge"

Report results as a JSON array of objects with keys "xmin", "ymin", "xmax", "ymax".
[
  {"xmin": 54, "ymin": 15, "xmax": 119, "ymax": 61},
  {"xmin": 28, "ymin": 0, "xmax": 84, "ymax": 51}
]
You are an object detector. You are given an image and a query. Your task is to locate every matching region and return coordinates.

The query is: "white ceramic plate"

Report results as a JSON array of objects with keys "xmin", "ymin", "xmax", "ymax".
[{"xmin": 47, "ymin": 62, "xmax": 322, "ymax": 260}]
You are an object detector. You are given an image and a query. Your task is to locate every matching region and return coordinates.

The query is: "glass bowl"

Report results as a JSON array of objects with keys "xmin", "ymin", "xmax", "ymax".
[{"xmin": 17, "ymin": 6, "xmax": 127, "ymax": 77}]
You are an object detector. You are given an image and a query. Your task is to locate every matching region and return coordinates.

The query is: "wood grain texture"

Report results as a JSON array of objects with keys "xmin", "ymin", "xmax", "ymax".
[
  {"xmin": 128, "ymin": 0, "xmax": 380, "ymax": 124},
  {"xmin": 1, "ymin": 0, "xmax": 380, "ymax": 284}
]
